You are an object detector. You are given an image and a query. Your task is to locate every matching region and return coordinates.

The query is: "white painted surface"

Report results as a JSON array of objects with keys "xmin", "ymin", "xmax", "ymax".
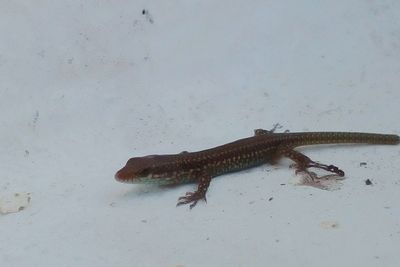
[{"xmin": 1, "ymin": 1, "xmax": 399, "ymax": 266}]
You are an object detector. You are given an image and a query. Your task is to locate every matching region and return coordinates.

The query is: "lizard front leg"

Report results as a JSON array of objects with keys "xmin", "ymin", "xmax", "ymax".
[{"xmin": 176, "ymin": 172, "xmax": 211, "ymax": 209}]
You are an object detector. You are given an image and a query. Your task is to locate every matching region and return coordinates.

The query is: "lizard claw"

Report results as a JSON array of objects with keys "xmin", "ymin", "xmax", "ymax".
[
  {"xmin": 178, "ymin": 192, "xmax": 195, "ymax": 201},
  {"xmin": 176, "ymin": 191, "xmax": 206, "ymax": 209},
  {"xmin": 326, "ymin": 165, "xmax": 345, "ymax": 176}
]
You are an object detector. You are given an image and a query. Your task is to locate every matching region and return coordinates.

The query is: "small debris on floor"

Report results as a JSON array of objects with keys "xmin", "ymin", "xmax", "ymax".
[
  {"xmin": 365, "ymin": 179, "xmax": 373, "ymax": 185},
  {"xmin": 141, "ymin": 9, "xmax": 154, "ymax": 24},
  {"xmin": 0, "ymin": 192, "xmax": 31, "ymax": 214},
  {"xmin": 320, "ymin": 221, "xmax": 339, "ymax": 229}
]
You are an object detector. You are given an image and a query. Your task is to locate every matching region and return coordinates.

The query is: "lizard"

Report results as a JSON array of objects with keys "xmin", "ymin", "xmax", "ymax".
[{"xmin": 115, "ymin": 128, "xmax": 399, "ymax": 208}]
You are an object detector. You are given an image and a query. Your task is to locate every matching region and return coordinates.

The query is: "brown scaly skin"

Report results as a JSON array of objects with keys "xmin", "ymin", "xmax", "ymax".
[{"xmin": 115, "ymin": 128, "xmax": 399, "ymax": 208}]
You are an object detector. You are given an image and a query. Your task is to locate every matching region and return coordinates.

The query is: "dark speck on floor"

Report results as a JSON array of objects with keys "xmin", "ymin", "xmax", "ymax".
[
  {"xmin": 365, "ymin": 179, "xmax": 373, "ymax": 185},
  {"xmin": 33, "ymin": 110, "xmax": 39, "ymax": 127},
  {"xmin": 141, "ymin": 9, "xmax": 154, "ymax": 23}
]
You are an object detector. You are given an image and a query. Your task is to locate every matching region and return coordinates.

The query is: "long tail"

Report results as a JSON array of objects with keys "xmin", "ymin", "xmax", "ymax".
[{"xmin": 281, "ymin": 132, "xmax": 400, "ymax": 146}]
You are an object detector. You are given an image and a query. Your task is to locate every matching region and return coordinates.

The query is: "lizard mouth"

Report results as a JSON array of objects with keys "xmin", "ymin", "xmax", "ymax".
[
  {"xmin": 114, "ymin": 168, "xmax": 135, "ymax": 183},
  {"xmin": 115, "ymin": 167, "xmax": 151, "ymax": 184}
]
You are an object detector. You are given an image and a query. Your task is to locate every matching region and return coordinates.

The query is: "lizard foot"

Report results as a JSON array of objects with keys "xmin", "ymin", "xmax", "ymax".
[
  {"xmin": 176, "ymin": 191, "xmax": 207, "ymax": 209},
  {"xmin": 291, "ymin": 162, "xmax": 345, "ymax": 177}
]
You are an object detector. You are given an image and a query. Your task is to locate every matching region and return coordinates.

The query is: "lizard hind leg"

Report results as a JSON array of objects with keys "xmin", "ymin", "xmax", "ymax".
[
  {"xmin": 279, "ymin": 147, "xmax": 345, "ymax": 190},
  {"xmin": 254, "ymin": 123, "xmax": 282, "ymax": 136}
]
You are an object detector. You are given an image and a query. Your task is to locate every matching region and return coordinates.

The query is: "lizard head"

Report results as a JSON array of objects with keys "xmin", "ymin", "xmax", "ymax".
[{"xmin": 115, "ymin": 155, "xmax": 173, "ymax": 184}]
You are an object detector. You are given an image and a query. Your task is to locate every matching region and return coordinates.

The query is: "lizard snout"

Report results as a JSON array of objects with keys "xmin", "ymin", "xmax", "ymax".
[{"xmin": 115, "ymin": 167, "xmax": 133, "ymax": 183}]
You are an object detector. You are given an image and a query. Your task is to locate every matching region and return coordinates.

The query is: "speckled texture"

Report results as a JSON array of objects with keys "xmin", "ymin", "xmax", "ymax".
[{"xmin": 115, "ymin": 131, "xmax": 399, "ymax": 207}]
